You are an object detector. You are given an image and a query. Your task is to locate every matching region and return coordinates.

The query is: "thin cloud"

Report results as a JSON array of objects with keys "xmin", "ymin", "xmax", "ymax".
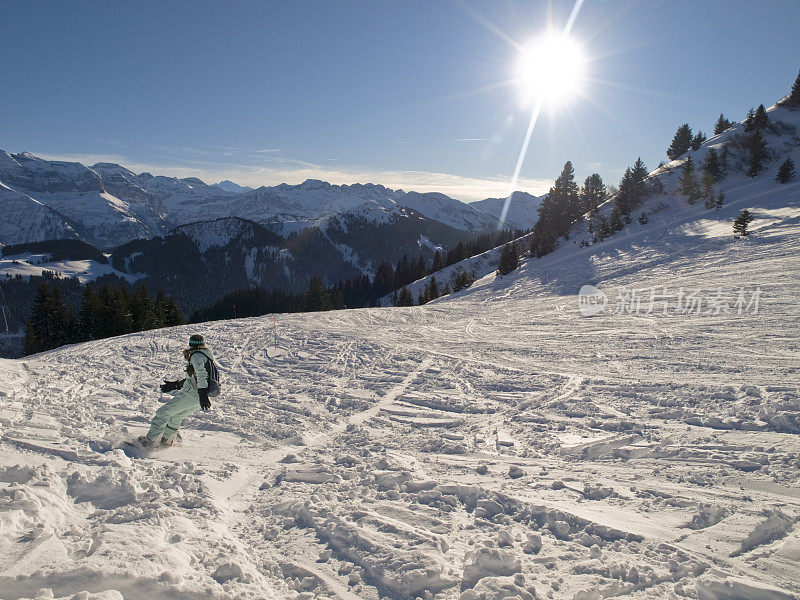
[{"xmin": 453, "ymin": 138, "xmax": 486, "ymax": 142}]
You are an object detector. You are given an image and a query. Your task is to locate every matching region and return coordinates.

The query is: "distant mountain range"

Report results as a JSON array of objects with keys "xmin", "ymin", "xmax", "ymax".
[
  {"xmin": 0, "ymin": 151, "xmax": 544, "ymax": 318},
  {"xmin": 213, "ymin": 179, "xmax": 254, "ymax": 194},
  {"xmin": 470, "ymin": 192, "xmax": 545, "ymax": 230},
  {"xmin": 0, "ymin": 151, "xmax": 543, "ymax": 250}
]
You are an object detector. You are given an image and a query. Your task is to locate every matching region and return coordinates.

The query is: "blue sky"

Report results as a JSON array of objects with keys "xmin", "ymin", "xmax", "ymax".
[{"xmin": 2, "ymin": 1, "xmax": 799, "ymax": 201}]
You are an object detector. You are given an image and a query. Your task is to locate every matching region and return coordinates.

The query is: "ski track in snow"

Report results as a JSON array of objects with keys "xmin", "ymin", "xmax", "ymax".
[{"xmin": 1, "ymin": 213, "xmax": 800, "ymax": 598}]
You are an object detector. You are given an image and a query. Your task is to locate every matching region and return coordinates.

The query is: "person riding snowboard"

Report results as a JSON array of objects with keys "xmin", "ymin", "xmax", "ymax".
[{"xmin": 137, "ymin": 333, "xmax": 215, "ymax": 448}]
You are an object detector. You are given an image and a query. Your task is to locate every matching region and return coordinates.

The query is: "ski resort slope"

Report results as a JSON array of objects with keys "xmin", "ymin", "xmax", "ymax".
[{"xmin": 1, "ymin": 200, "xmax": 799, "ymax": 599}]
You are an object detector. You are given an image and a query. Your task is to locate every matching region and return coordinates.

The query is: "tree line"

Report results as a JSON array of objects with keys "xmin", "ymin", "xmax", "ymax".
[
  {"xmin": 192, "ymin": 227, "xmax": 521, "ymax": 320},
  {"xmin": 25, "ymin": 282, "xmax": 184, "ymax": 355}
]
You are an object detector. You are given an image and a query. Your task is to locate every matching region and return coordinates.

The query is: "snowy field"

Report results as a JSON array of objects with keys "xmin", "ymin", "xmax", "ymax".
[
  {"xmin": 1, "ymin": 201, "xmax": 799, "ymax": 600},
  {"xmin": 0, "ymin": 254, "xmax": 134, "ymax": 283}
]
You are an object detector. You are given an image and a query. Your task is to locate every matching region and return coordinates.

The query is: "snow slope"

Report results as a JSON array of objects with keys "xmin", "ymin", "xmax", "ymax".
[
  {"xmin": 393, "ymin": 103, "xmax": 800, "ymax": 306},
  {"xmin": 0, "ymin": 180, "xmax": 798, "ymax": 600},
  {"xmin": 0, "ymin": 181, "xmax": 81, "ymax": 244},
  {"xmin": 0, "ymin": 254, "xmax": 135, "ymax": 284}
]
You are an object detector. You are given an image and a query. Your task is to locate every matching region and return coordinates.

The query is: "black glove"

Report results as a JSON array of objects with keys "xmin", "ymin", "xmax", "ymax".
[
  {"xmin": 198, "ymin": 387, "xmax": 211, "ymax": 411},
  {"xmin": 160, "ymin": 379, "xmax": 185, "ymax": 393}
]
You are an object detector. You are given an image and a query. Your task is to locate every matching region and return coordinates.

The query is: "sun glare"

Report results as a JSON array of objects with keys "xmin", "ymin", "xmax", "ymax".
[{"xmin": 516, "ymin": 33, "xmax": 585, "ymax": 105}]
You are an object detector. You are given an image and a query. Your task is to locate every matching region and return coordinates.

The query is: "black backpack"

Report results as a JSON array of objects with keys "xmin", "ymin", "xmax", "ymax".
[{"xmin": 191, "ymin": 350, "xmax": 221, "ymax": 397}]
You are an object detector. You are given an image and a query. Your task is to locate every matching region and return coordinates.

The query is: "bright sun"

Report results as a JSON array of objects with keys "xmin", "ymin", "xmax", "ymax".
[{"xmin": 516, "ymin": 33, "xmax": 585, "ymax": 104}]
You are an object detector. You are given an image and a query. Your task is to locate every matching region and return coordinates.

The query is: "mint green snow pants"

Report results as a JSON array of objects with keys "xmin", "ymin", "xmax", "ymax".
[{"xmin": 146, "ymin": 384, "xmax": 199, "ymax": 441}]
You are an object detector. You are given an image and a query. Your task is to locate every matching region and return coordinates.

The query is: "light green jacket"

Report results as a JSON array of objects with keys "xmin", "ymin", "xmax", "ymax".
[{"xmin": 186, "ymin": 347, "xmax": 215, "ymax": 389}]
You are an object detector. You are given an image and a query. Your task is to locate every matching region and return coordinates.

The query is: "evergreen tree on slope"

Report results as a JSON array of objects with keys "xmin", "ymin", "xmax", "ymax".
[
  {"xmin": 497, "ymin": 242, "xmax": 520, "ymax": 276},
  {"xmin": 580, "ymin": 173, "xmax": 606, "ymax": 213},
  {"xmin": 691, "ymin": 131, "xmax": 707, "ymax": 151},
  {"xmin": 784, "ymin": 68, "xmax": 800, "ymax": 106},
  {"xmin": 667, "ymin": 124, "xmax": 693, "ymax": 160},
  {"xmin": 714, "ymin": 114, "xmax": 733, "ymax": 135},
  {"xmin": 746, "ymin": 130, "xmax": 768, "ymax": 177},
  {"xmin": 776, "ymin": 156, "xmax": 796, "ymax": 183},
  {"xmin": 733, "ymin": 210, "xmax": 754, "ymax": 236},
  {"xmin": 678, "ymin": 156, "xmax": 701, "ymax": 204}
]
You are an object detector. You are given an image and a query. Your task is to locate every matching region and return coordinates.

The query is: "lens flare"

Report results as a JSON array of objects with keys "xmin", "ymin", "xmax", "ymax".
[{"xmin": 516, "ymin": 33, "xmax": 586, "ymax": 104}]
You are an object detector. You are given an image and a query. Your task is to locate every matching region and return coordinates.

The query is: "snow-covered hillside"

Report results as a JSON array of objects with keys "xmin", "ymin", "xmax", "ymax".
[
  {"xmin": 1, "ymin": 155, "xmax": 798, "ymax": 600},
  {"xmin": 0, "ymin": 181, "xmax": 81, "ymax": 244},
  {"xmin": 395, "ymin": 104, "xmax": 800, "ymax": 306},
  {"xmin": 0, "ymin": 253, "xmax": 134, "ymax": 283}
]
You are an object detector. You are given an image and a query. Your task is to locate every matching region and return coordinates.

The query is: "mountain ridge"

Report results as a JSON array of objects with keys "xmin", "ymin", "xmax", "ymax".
[{"xmin": 0, "ymin": 152, "xmax": 536, "ymax": 250}]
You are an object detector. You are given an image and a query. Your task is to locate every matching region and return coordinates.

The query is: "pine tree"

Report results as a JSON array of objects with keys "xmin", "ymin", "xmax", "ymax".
[
  {"xmin": 372, "ymin": 261, "xmax": 395, "ymax": 299},
  {"xmin": 24, "ymin": 284, "xmax": 73, "ymax": 354},
  {"xmin": 596, "ymin": 215, "xmax": 610, "ymax": 240},
  {"xmin": 637, "ymin": 212, "xmax": 648, "ymax": 225},
  {"xmin": 536, "ymin": 161, "xmax": 580, "ymax": 242},
  {"xmin": 733, "ymin": 209, "xmax": 754, "ymax": 236},
  {"xmin": 784, "ymin": 68, "xmax": 800, "ymax": 106},
  {"xmin": 746, "ymin": 130, "xmax": 768, "ymax": 177},
  {"xmin": 615, "ymin": 158, "xmax": 650, "ymax": 216},
  {"xmin": 720, "ymin": 145, "xmax": 730, "ymax": 174},
  {"xmin": 329, "ymin": 287, "xmax": 345, "ymax": 310},
  {"xmin": 702, "ymin": 173, "xmax": 717, "ymax": 209},
  {"xmin": 691, "ymin": 131, "xmax": 706, "ymax": 151},
  {"xmin": 77, "ymin": 283, "xmax": 100, "ymax": 341},
  {"xmin": 608, "ymin": 208, "xmax": 624, "ymax": 233},
  {"xmin": 441, "ymin": 283, "xmax": 451, "ymax": 296},
  {"xmin": 431, "ymin": 251, "xmax": 444, "ymax": 273},
  {"xmin": 753, "ymin": 104, "xmax": 769, "ymax": 130},
  {"xmin": 161, "ymin": 292, "xmax": 183, "ymax": 326},
  {"xmin": 703, "ymin": 148, "xmax": 721, "ymax": 180},
  {"xmin": 428, "ymin": 277, "xmax": 440, "ymax": 299},
  {"xmin": 497, "ymin": 242, "xmax": 520, "ymax": 275},
  {"xmin": 776, "ymin": 156, "xmax": 796, "ymax": 183},
  {"xmin": 678, "ymin": 156, "xmax": 701, "ymax": 204},
  {"xmin": 615, "ymin": 168, "xmax": 634, "ymax": 215},
  {"xmin": 451, "ymin": 269, "xmax": 476, "ymax": 292},
  {"xmin": 715, "ymin": 191, "xmax": 725, "ymax": 209},
  {"xmin": 714, "ymin": 113, "xmax": 733, "ymax": 135},
  {"xmin": 667, "ymin": 124, "xmax": 693, "ymax": 160},
  {"xmin": 302, "ymin": 276, "xmax": 330, "ymax": 311},
  {"xmin": 630, "ymin": 157, "xmax": 649, "ymax": 198},
  {"xmin": 744, "ymin": 107, "xmax": 756, "ymax": 132},
  {"xmin": 396, "ymin": 286, "xmax": 414, "ymax": 306},
  {"xmin": 580, "ymin": 173, "xmax": 606, "ymax": 213},
  {"xmin": 417, "ymin": 288, "xmax": 428, "ymax": 306},
  {"xmin": 555, "ymin": 162, "xmax": 581, "ymax": 226}
]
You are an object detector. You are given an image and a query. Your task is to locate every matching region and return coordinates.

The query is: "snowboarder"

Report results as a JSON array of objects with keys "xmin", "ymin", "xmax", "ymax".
[{"xmin": 136, "ymin": 333, "xmax": 215, "ymax": 448}]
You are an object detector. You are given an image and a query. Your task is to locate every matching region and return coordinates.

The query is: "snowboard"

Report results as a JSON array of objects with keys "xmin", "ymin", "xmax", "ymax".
[{"xmin": 122, "ymin": 435, "xmax": 182, "ymax": 457}]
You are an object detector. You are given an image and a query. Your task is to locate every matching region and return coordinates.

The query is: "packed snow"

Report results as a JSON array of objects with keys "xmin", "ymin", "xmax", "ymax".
[{"xmin": 1, "ymin": 180, "xmax": 798, "ymax": 599}]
